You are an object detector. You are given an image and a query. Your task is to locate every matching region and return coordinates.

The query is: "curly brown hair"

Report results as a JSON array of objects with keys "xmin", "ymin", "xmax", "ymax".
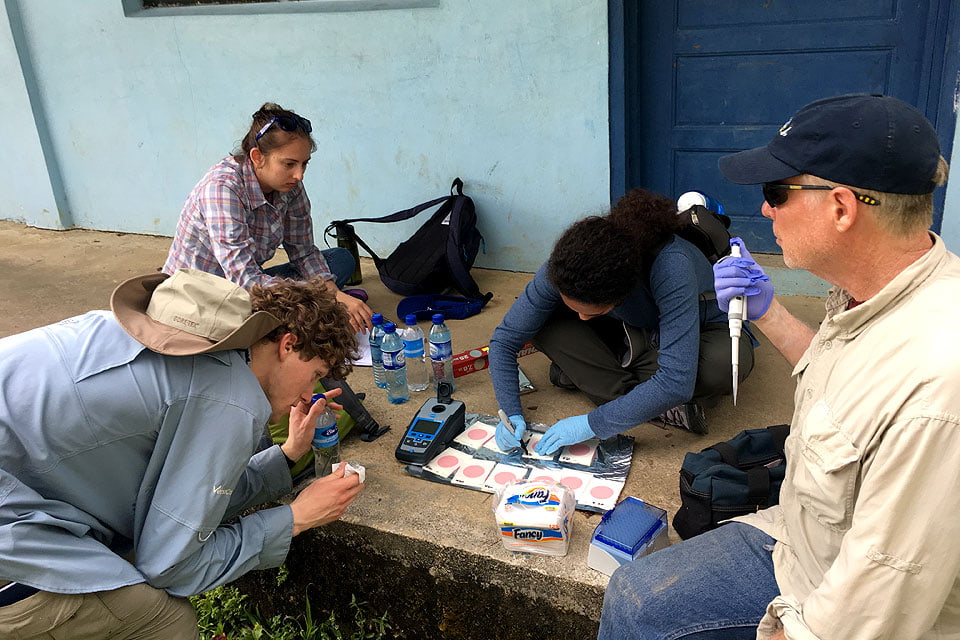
[
  {"xmin": 248, "ymin": 278, "xmax": 357, "ymax": 380},
  {"xmin": 547, "ymin": 189, "xmax": 682, "ymax": 305}
]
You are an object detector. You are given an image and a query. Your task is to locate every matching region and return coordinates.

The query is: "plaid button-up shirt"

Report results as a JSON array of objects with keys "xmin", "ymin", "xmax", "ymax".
[{"xmin": 163, "ymin": 155, "xmax": 331, "ymax": 289}]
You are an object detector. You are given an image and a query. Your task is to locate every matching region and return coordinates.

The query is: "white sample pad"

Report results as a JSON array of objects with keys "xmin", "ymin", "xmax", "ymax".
[
  {"xmin": 453, "ymin": 423, "xmax": 497, "ymax": 450},
  {"xmin": 521, "ymin": 432, "xmax": 556, "ymax": 461},
  {"xmin": 479, "ymin": 437, "xmax": 512, "ymax": 456},
  {"xmin": 559, "ymin": 438, "xmax": 599, "ymax": 466},
  {"xmin": 423, "ymin": 447, "xmax": 473, "ymax": 479},
  {"xmin": 525, "ymin": 468, "xmax": 563, "ymax": 485},
  {"xmin": 556, "ymin": 469, "xmax": 594, "ymax": 503},
  {"xmin": 580, "ymin": 477, "xmax": 626, "ymax": 511},
  {"xmin": 482, "ymin": 463, "xmax": 529, "ymax": 493},
  {"xmin": 451, "ymin": 459, "xmax": 497, "ymax": 489}
]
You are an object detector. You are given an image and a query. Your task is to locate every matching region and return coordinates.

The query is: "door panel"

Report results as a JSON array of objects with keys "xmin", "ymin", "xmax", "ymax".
[{"xmin": 617, "ymin": 0, "xmax": 957, "ymax": 252}]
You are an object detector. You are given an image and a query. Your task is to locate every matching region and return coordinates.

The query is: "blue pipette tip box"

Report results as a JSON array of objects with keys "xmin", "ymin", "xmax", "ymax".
[{"xmin": 588, "ymin": 496, "xmax": 668, "ymax": 575}]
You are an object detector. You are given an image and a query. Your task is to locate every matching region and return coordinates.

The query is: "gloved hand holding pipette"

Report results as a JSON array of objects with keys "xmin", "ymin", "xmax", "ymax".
[{"xmin": 714, "ymin": 237, "xmax": 774, "ymax": 321}]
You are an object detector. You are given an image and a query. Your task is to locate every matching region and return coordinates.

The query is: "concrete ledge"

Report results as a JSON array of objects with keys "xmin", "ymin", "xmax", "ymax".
[
  {"xmin": 234, "ymin": 519, "xmax": 602, "ymax": 639},
  {"xmin": 0, "ymin": 223, "xmax": 827, "ymax": 639}
]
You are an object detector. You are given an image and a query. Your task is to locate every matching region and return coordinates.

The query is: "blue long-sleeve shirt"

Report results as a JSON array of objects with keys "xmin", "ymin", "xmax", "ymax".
[
  {"xmin": 489, "ymin": 236, "xmax": 724, "ymax": 439},
  {"xmin": 0, "ymin": 311, "xmax": 294, "ymax": 597}
]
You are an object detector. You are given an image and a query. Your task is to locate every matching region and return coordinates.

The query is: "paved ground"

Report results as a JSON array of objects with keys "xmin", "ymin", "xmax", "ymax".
[{"xmin": 0, "ymin": 220, "xmax": 826, "ymax": 632}]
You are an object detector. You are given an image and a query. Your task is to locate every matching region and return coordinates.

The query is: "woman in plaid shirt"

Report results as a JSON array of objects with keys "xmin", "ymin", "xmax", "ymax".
[{"xmin": 163, "ymin": 102, "xmax": 373, "ymax": 334}]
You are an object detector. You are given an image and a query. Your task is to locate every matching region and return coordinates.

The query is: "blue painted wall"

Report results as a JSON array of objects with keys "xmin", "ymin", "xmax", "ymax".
[
  {"xmin": 0, "ymin": 0, "xmax": 610, "ymax": 272},
  {"xmin": 2, "ymin": 0, "xmax": 958, "ymax": 272}
]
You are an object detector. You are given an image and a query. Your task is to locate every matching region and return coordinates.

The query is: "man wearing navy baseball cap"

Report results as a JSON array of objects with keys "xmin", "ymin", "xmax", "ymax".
[{"xmin": 599, "ymin": 94, "xmax": 960, "ymax": 640}]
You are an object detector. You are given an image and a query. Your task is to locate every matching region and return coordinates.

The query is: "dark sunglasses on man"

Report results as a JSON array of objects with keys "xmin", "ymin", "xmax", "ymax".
[
  {"xmin": 761, "ymin": 182, "xmax": 880, "ymax": 208},
  {"xmin": 255, "ymin": 114, "xmax": 313, "ymax": 141}
]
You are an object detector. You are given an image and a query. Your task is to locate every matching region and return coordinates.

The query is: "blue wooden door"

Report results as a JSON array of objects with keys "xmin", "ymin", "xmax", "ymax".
[{"xmin": 612, "ymin": 0, "xmax": 959, "ymax": 252}]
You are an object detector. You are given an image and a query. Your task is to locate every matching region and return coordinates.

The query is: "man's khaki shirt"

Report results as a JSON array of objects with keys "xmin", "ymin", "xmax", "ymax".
[{"xmin": 740, "ymin": 234, "xmax": 960, "ymax": 639}]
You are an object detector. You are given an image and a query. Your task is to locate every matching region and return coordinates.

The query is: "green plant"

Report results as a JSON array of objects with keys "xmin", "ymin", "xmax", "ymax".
[{"xmin": 190, "ymin": 580, "xmax": 391, "ymax": 640}]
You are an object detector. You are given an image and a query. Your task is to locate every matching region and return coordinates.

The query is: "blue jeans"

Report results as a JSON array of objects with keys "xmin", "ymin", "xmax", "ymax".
[
  {"xmin": 598, "ymin": 523, "xmax": 779, "ymax": 640},
  {"xmin": 263, "ymin": 247, "xmax": 355, "ymax": 288}
]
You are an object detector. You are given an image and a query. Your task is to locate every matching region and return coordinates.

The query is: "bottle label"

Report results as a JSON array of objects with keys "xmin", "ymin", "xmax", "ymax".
[
  {"xmin": 403, "ymin": 338, "xmax": 425, "ymax": 358},
  {"xmin": 430, "ymin": 340, "xmax": 452, "ymax": 361},
  {"xmin": 312, "ymin": 423, "xmax": 339, "ymax": 448},
  {"xmin": 370, "ymin": 345, "xmax": 382, "ymax": 364},
  {"xmin": 383, "ymin": 350, "xmax": 406, "ymax": 370}
]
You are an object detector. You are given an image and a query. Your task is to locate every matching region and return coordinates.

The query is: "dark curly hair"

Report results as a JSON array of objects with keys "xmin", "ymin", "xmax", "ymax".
[
  {"xmin": 249, "ymin": 278, "xmax": 357, "ymax": 380},
  {"xmin": 546, "ymin": 189, "xmax": 682, "ymax": 305}
]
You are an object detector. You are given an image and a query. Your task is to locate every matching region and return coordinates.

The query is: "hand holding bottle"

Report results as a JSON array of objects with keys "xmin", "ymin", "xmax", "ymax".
[{"xmin": 282, "ymin": 388, "xmax": 343, "ymax": 462}]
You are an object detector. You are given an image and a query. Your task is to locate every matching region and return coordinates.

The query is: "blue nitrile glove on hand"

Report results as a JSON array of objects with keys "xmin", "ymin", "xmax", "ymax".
[
  {"xmin": 535, "ymin": 414, "xmax": 594, "ymax": 456},
  {"xmin": 495, "ymin": 414, "xmax": 527, "ymax": 451},
  {"xmin": 714, "ymin": 237, "xmax": 774, "ymax": 321}
]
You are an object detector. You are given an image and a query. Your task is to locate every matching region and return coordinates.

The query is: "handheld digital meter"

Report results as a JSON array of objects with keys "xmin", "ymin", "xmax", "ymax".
[{"xmin": 395, "ymin": 382, "xmax": 466, "ymax": 465}]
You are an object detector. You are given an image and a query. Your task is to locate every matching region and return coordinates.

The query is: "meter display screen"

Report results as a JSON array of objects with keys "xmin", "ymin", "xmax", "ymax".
[{"xmin": 411, "ymin": 418, "xmax": 442, "ymax": 437}]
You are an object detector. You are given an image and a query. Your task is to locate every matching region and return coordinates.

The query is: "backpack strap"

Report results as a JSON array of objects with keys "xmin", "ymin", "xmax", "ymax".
[
  {"xmin": 326, "ymin": 192, "xmax": 456, "ymax": 267},
  {"xmin": 445, "ymin": 180, "xmax": 493, "ymax": 305},
  {"xmin": 768, "ymin": 423, "xmax": 790, "ymax": 452},
  {"xmin": 710, "ymin": 441, "xmax": 740, "ymax": 467},
  {"xmin": 745, "ymin": 466, "xmax": 772, "ymax": 506}
]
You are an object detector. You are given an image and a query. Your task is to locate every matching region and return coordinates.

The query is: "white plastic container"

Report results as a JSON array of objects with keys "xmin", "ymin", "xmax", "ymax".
[
  {"xmin": 587, "ymin": 496, "xmax": 668, "ymax": 575},
  {"xmin": 493, "ymin": 479, "xmax": 575, "ymax": 557}
]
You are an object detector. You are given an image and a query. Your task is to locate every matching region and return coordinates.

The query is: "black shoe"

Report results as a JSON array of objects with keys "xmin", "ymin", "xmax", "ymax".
[
  {"xmin": 651, "ymin": 402, "xmax": 708, "ymax": 435},
  {"xmin": 548, "ymin": 363, "xmax": 578, "ymax": 390}
]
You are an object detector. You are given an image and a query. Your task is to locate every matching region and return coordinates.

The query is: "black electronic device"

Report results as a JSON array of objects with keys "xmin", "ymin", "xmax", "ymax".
[{"xmin": 395, "ymin": 382, "xmax": 466, "ymax": 465}]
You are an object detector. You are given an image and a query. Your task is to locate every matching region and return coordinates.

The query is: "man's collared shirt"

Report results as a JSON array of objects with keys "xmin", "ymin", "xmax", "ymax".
[
  {"xmin": 741, "ymin": 234, "xmax": 960, "ymax": 639},
  {"xmin": 0, "ymin": 311, "xmax": 294, "ymax": 597}
]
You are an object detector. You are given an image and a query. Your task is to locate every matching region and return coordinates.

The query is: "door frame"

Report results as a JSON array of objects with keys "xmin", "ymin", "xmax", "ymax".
[{"xmin": 608, "ymin": 0, "xmax": 960, "ymax": 233}]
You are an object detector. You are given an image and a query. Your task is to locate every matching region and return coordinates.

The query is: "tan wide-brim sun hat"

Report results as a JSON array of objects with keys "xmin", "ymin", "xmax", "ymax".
[{"xmin": 111, "ymin": 269, "xmax": 281, "ymax": 356}]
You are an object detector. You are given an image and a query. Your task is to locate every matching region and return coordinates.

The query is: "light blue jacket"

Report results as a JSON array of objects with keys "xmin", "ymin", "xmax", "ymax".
[{"xmin": 0, "ymin": 311, "xmax": 294, "ymax": 597}]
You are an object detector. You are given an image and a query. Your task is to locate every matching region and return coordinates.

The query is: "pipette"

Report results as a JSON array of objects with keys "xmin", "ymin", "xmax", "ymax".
[{"xmin": 728, "ymin": 243, "xmax": 746, "ymax": 405}]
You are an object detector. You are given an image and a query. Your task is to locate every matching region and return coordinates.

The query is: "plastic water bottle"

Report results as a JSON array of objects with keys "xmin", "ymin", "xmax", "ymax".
[
  {"xmin": 380, "ymin": 323, "xmax": 409, "ymax": 404},
  {"xmin": 402, "ymin": 314, "xmax": 431, "ymax": 392},
  {"xmin": 370, "ymin": 313, "xmax": 387, "ymax": 389},
  {"xmin": 677, "ymin": 191, "xmax": 726, "ymax": 216},
  {"xmin": 310, "ymin": 393, "xmax": 341, "ymax": 477},
  {"xmin": 428, "ymin": 313, "xmax": 455, "ymax": 392}
]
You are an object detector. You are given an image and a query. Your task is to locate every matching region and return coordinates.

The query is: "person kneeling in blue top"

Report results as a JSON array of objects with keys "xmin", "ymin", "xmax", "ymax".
[
  {"xmin": 489, "ymin": 188, "xmax": 755, "ymax": 454},
  {"xmin": 0, "ymin": 269, "xmax": 363, "ymax": 639}
]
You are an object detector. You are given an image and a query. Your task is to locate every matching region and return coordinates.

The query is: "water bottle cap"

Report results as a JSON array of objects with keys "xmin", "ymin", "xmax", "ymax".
[
  {"xmin": 372, "ymin": 313, "xmax": 384, "ymax": 324},
  {"xmin": 383, "ymin": 322, "xmax": 397, "ymax": 333},
  {"xmin": 432, "ymin": 313, "xmax": 445, "ymax": 324},
  {"xmin": 404, "ymin": 314, "xmax": 417, "ymax": 326},
  {"xmin": 311, "ymin": 393, "xmax": 326, "ymax": 404}
]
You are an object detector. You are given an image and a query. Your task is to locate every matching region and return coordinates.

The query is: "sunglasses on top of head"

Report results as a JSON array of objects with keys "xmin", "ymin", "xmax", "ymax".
[
  {"xmin": 255, "ymin": 114, "xmax": 313, "ymax": 141},
  {"xmin": 761, "ymin": 183, "xmax": 880, "ymax": 208}
]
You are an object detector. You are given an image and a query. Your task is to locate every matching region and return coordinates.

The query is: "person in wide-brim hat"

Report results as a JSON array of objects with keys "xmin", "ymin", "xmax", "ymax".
[
  {"xmin": 111, "ymin": 268, "xmax": 281, "ymax": 356},
  {"xmin": 0, "ymin": 268, "xmax": 363, "ymax": 638}
]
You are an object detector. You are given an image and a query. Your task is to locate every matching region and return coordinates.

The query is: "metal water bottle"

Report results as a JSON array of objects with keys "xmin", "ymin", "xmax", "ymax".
[
  {"xmin": 380, "ymin": 323, "xmax": 409, "ymax": 404},
  {"xmin": 428, "ymin": 313, "xmax": 455, "ymax": 392},
  {"xmin": 370, "ymin": 313, "xmax": 387, "ymax": 389},
  {"xmin": 310, "ymin": 393, "xmax": 341, "ymax": 477},
  {"xmin": 334, "ymin": 222, "xmax": 363, "ymax": 286}
]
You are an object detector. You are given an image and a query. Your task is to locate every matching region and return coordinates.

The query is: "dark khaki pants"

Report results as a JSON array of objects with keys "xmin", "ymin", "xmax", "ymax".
[
  {"xmin": 532, "ymin": 310, "xmax": 754, "ymax": 408},
  {"xmin": 0, "ymin": 582, "xmax": 198, "ymax": 640}
]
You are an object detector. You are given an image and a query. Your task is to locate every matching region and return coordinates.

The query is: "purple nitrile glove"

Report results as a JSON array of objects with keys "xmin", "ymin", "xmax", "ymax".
[
  {"xmin": 534, "ymin": 414, "xmax": 594, "ymax": 456},
  {"xmin": 495, "ymin": 414, "xmax": 527, "ymax": 451},
  {"xmin": 714, "ymin": 237, "xmax": 774, "ymax": 321}
]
